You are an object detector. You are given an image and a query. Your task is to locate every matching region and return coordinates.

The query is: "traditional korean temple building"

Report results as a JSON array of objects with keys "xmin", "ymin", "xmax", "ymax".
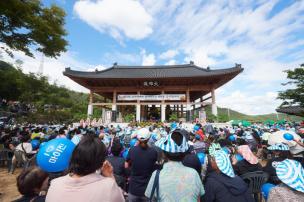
[
  {"xmin": 63, "ymin": 62, "xmax": 243, "ymax": 122},
  {"xmin": 276, "ymin": 106, "xmax": 304, "ymax": 117}
]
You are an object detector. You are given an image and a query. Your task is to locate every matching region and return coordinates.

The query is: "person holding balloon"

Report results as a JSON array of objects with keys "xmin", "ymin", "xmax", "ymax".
[
  {"xmin": 283, "ymin": 133, "xmax": 304, "ymax": 166},
  {"xmin": 45, "ymin": 134, "xmax": 124, "ymax": 202}
]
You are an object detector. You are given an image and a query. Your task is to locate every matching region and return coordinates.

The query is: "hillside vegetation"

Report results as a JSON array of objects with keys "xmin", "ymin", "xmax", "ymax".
[
  {"xmin": 204, "ymin": 105, "xmax": 302, "ymax": 123},
  {"xmin": 0, "ymin": 60, "xmax": 92, "ymax": 123}
]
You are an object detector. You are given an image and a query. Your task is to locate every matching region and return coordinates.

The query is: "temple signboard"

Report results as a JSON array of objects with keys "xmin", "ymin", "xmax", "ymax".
[{"xmin": 118, "ymin": 94, "xmax": 186, "ymax": 101}]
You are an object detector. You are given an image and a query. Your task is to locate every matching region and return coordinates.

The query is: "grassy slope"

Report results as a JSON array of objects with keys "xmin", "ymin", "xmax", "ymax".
[{"xmin": 204, "ymin": 105, "xmax": 302, "ymax": 122}]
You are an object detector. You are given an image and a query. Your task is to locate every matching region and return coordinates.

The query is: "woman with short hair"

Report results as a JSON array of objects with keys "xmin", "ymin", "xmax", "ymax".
[
  {"xmin": 46, "ymin": 134, "xmax": 124, "ymax": 202},
  {"xmin": 14, "ymin": 166, "xmax": 49, "ymax": 202}
]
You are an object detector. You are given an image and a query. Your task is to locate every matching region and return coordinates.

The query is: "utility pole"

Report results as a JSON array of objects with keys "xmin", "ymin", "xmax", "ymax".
[{"xmin": 38, "ymin": 54, "xmax": 44, "ymax": 75}]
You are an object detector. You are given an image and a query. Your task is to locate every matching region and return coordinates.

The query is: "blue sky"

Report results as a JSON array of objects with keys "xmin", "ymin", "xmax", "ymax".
[{"xmin": 2, "ymin": 0, "xmax": 304, "ymax": 115}]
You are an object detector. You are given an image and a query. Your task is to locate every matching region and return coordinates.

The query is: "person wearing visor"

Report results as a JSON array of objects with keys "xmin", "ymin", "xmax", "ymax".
[
  {"xmin": 268, "ymin": 159, "xmax": 304, "ymax": 201},
  {"xmin": 263, "ymin": 143, "xmax": 291, "ymax": 184},
  {"xmin": 145, "ymin": 129, "xmax": 204, "ymax": 201},
  {"xmin": 205, "ymin": 150, "xmax": 254, "ymax": 202}
]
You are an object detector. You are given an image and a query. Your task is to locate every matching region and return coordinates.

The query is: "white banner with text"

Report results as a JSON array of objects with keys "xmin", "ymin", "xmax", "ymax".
[{"xmin": 117, "ymin": 94, "xmax": 186, "ymax": 101}]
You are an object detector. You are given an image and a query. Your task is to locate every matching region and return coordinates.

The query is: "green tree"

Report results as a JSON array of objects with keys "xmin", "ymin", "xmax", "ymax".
[
  {"xmin": 278, "ymin": 64, "xmax": 304, "ymax": 107},
  {"xmin": 0, "ymin": 0, "xmax": 67, "ymax": 58}
]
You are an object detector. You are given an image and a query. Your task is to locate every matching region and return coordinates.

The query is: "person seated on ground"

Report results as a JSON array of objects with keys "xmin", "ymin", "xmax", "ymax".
[
  {"xmin": 14, "ymin": 166, "xmax": 49, "ymax": 202},
  {"xmin": 268, "ymin": 159, "xmax": 304, "ymax": 202},
  {"xmin": 125, "ymin": 128, "xmax": 158, "ymax": 202},
  {"xmin": 232, "ymin": 145, "xmax": 262, "ymax": 176},
  {"xmin": 46, "ymin": 134, "xmax": 124, "ymax": 202},
  {"xmin": 107, "ymin": 138, "xmax": 127, "ymax": 190},
  {"xmin": 263, "ymin": 143, "xmax": 291, "ymax": 184},
  {"xmin": 145, "ymin": 129, "xmax": 204, "ymax": 202},
  {"xmin": 204, "ymin": 150, "xmax": 254, "ymax": 202}
]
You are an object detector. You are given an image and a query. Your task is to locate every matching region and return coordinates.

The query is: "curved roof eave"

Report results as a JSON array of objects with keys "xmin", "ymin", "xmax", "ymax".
[{"xmin": 63, "ymin": 63, "xmax": 243, "ymax": 79}]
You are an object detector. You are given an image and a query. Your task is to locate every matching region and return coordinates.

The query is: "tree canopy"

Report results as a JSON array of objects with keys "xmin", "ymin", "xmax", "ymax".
[
  {"xmin": 278, "ymin": 64, "xmax": 304, "ymax": 107},
  {"xmin": 0, "ymin": 0, "xmax": 68, "ymax": 58},
  {"xmin": 0, "ymin": 60, "xmax": 93, "ymax": 123}
]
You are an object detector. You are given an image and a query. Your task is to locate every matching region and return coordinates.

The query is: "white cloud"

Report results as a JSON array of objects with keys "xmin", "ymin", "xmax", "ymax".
[
  {"xmin": 73, "ymin": 0, "xmax": 153, "ymax": 41},
  {"xmin": 141, "ymin": 49, "xmax": 156, "ymax": 66},
  {"xmin": 87, "ymin": 64, "xmax": 106, "ymax": 72},
  {"xmin": 0, "ymin": 45, "xmax": 92, "ymax": 93},
  {"xmin": 217, "ymin": 90, "xmax": 281, "ymax": 115},
  {"xmin": 165, "ymin": 59, "xmax": 176, "ymax": 65},
  {"xmin": 159, "ymin": 49, "xmax": 178, "ymax": 60},
  {"xmin": 140, "ymin": 0, "xmax": 304, "ymax": 114}
]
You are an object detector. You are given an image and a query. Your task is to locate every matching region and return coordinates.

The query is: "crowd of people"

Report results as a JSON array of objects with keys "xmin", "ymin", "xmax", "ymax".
[{"xmin": 0, "ymin": 120, "xmax": 304, "ymax": 202}]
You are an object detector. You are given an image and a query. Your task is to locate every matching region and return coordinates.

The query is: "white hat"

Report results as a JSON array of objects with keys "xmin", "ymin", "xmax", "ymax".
[{"xmin": 137, "ymin": 128, "xmax": 151, "ymax": 141}]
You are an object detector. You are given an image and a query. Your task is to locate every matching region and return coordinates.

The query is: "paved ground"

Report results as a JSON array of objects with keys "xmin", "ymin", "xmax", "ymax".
[{"xmin": 0, "ymin": 168, "xmax": 21, "ymax": 202}]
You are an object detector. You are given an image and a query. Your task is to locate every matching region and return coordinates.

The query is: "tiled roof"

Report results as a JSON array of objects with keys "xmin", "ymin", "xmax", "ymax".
[{"xmin": 63, "ymin": 63, "xmax": 243, "ymax": 79}]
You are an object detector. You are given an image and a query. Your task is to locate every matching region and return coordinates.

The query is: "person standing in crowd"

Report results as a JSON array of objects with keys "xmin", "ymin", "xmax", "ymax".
[
  {"xmin": 232, "ymin": 145, "xmax": 262, "ymax": 175},
  {"xmin": 56, "ymin": 128, "xmax": 66, "ymax": 138},
  {"xmin": 46, "ymin": 134, "xmax": 124, "ymax": 202},
  {"xmin": 9, "ymin": 134, "xmax": 34, "ymax": 174},
  {"xmin": 126, "ymin": 128, "xmax": 158, "ymax": 202},
  {"xmin": 107, "ymin": 138, "xmax": 128, "ymax": 190},
  {"xmin": 204, "ymin": 150, "xmax": 254, "ymax": 202},
  {"xmin": 145, "ymin": 129, "xmax": 204, "ymax": 201},
  {"xmin": 14, "ymin": 166, "xmax": 49, "ymax": 202},
  {"xmin": 268, "ymin": 159, "xmax": 304, "ymax": 202},
  {"xmin": 71, "ymin": 128, "xmax": 83, "ymax": 145}
]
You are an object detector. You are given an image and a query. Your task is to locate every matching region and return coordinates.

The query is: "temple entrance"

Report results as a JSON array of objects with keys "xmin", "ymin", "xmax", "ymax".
[{"xmin": 141, "ymin": 105, "xmax": 161, "ymax": 122}]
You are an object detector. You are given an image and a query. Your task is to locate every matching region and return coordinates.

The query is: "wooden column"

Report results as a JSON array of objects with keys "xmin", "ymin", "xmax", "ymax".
[
  {"xmin": 87, "ymin": 90, "xmax": 93, "ymax": 117},
  {"xmin": 161, "ymin": 90, "xmax": 166, "ymax": 122},
  {"xmin": 211, "ymin": 88, "xmax": 218, "ymax": 116},
  {"xmin": 136, "ymin": 91, "xmax": 140, "ymax": 122},
  {"xmin": 186, "ymin": 89, "xmax": 191, "ymax": 122},
  {"xmin": 111, "ymin": 90, "xmax": 117, "ymax": 122}
]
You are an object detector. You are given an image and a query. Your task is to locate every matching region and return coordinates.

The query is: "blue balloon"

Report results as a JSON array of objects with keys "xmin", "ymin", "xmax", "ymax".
[
  {"xmin": 222, "ymin": 147, "xmax": 230, "ymax": 154},
  {"xmin": 194, "ymin": 125, "xmax": 200, "ymax": 131},
  {"xmin": 228, "ymin": 135, "xmax": 236, "ymax": 142},
  {"xmin": 235, "ymin": 154, "xmax": 244, "ymax": 162},
  {"xmin": 37, "ymin": 138, "xmax": 75, "ymax": 172},
  {"xmin": 31, "ymin": 139, "xmax": 40, "ymax": 150},
  {"xmin": 261, "ymin": 183, "xmax": 276, "ymax": 200},
  {"xmin": 130, "ymin": 138, "xmax": 138, "ymax": 147},
  {"xmin": 197, "ymin": 153, "xmax": 205, "ymax": 165},
  {"xmin": 39, "ymin": 142, "xmax": 46, "ymax": 149},
  {"xmin": 151, "ymin": 133, "xmax": 158, "ymax": 142},
  {"xmin": 283, "ymin": 133, "xmax": 294, "ymax": 141},
  {"xmin": 171, "ymin": 122, "xmax": 177, "ymax": 129},
  {"xmin": 122, "ymin": 148, "xmax": 129, "ymax": 160}
]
